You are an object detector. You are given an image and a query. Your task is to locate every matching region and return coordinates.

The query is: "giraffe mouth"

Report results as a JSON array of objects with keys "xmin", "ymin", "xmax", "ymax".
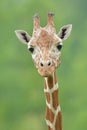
[
  {"xmin": 37, "ymin": 67, "xmax": 55, "ymax": 77},
  {"xmin": 39, "ymin": 71, "xmax": 51, "ymax": 77}
]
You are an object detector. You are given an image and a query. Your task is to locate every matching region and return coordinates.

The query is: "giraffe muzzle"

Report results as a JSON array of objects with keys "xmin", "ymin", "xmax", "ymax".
[
  {"xmin": 38, "ymin": 62, "xmax": 55, "ymax": 77},
  {"xmin": 40, "ymin": 61, "xmax": 52, "ymax": 67}
]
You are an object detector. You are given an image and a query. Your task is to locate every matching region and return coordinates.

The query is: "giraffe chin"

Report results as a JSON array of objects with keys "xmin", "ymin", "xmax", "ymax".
[
  {"xmin": 38, "ymin": 72, "xmax": 53, "ymax": 77},
  {"xmin": 37, "ymin": 68, "xmax": 55, "ymax": 77}
]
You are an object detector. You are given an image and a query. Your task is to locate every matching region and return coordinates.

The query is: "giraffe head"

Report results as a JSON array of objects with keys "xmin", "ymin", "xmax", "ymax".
[{"xmin": 15, "ymin": 13, "xmax": 72, "ymax": 77}]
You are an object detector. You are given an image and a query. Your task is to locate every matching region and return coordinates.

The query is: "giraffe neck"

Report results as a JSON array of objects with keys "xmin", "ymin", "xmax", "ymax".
[{"xmin": 44, "ymin": 72, "xmax": 62, "ymax": 130}]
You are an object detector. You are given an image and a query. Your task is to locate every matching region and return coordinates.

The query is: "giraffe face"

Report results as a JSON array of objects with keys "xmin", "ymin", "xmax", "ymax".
[
  {"xmin": 15, "ymin": 13, "xmax": 72, "ymax": 77},
  {"xmin": 28, "ymin": 29, "xmax": 62, "ymax": 77}
]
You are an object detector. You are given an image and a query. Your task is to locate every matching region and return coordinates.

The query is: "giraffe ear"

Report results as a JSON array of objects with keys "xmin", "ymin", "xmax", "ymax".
[
  {"xmin": 58, "ymin": 24, "xmax": 72, "ymax": 41},
  {"xmin": 15, "ymin": 30, "xmax": 31, "ymax": 44}
]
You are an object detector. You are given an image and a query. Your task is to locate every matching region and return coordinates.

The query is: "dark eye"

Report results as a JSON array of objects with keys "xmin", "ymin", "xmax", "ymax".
[
  {"xmin": 28, "ymin": 47, "xmax": 34, "ymax": 53},
  {"xmin": 56, "ymin": 44, "xmax": 62, "ymax": 51}
]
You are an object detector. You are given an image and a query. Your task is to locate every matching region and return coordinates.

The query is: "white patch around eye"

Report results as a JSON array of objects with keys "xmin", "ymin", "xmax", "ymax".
[
  {"xmin": 59, "ymin": 42, "xmax": 63, "ymax": 46},
  {"xmin": 28, "ymin": 42, "xmax": 32, "ymax": 48},
  {"xmin": 27, "ymin": 44, "xmax": 36, "ymax": 59},
  {"xmin": 31, "ymin": 48, "xmax": 38, "ymax": 59},
  {"xmin": 50, "ymin": 43, "xmax": 62, "ymax": 57},
  {"xmin": 32, "ymin": 52, "xmax": 36, "ymax": 59},
  {"xmin": 31, "ymin": 46, "xmax": 41, "ymax": 60}
]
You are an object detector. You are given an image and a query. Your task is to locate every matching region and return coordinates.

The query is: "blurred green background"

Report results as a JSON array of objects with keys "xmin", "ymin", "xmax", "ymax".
[{"xmin": 0, "ymin": 0, "xmax": 87, "ymax": 130}]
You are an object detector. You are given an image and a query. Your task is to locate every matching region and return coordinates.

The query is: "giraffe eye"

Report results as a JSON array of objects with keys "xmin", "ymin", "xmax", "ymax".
[
  {"xmin": 28, "ymin": 47, "xmax": 34, "ymax": 53},
  {"xmin": 56, "ymin": 44, "xmax": 62, "ymax": 51}
]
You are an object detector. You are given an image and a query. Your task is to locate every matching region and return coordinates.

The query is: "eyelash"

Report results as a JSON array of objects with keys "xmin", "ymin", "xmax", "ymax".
[
  {"xmin": 56, "ymin": 44, "xmax": 62, "ymax": 51},
  {"xmin": 28, "ymin": 47, "xmax": 34, "ymax": 53}
]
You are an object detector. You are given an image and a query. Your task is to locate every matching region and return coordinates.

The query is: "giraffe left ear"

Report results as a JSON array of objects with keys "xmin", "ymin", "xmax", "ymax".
[
  {"xmin": 58, "ymin": 24, "xmax": 72, "ymax": 41},
  {"xmin": 15, "ymin": 30, "xmax": 31, "ymax": 44}
]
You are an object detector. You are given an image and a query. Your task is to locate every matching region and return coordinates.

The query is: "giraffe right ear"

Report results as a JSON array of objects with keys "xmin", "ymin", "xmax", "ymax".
[
  {"xmin": 58, "ymin": 24, "xmax": 72, "ymax": 41},
  {"xmin": 15, "ymin": 30, "xmax": 31, "ymax": 44}
]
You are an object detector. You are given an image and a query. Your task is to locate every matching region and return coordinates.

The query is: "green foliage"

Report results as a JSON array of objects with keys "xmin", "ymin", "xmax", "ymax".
[{"xmin": 0, "ymin": 0, "xmax": 87, "ymax": 130}]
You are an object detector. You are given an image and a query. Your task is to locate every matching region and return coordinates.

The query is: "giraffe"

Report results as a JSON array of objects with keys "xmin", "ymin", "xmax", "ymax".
[{"xmin": 15, "ymin": 13, "xmax": 72, "ymax": 130}]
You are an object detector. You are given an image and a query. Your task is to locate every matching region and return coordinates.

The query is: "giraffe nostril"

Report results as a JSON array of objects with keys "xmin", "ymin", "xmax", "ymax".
[
  {"xmin": 48, "ymin": 61, "xmax": 51, "ymax": 66},
  {"xmin": 40, "ymin": 61, "xmax": 51, "ymax": 67},
  {"xmin": 40, "ymin": 62, "xmax": 44, "ymax": 67}
]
